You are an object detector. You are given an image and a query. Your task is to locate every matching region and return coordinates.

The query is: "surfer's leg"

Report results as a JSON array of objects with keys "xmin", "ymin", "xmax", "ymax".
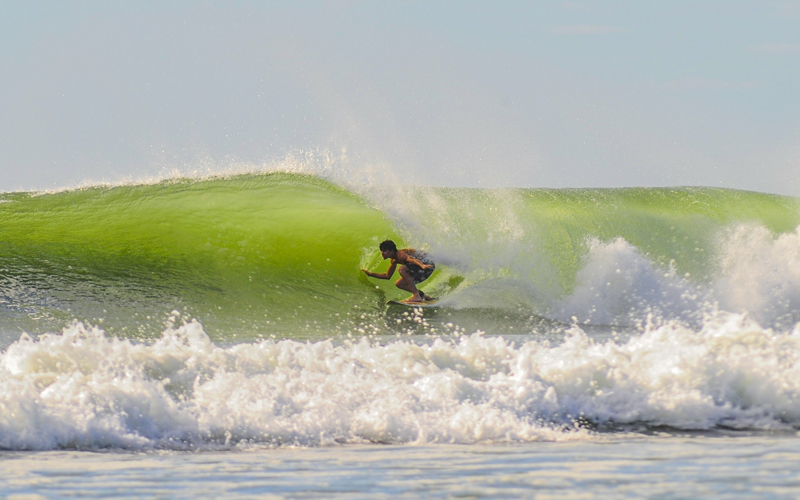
[
  {"xmin": 414, "ymin": 265, "xmax": 434, "ymax": 301},
  {"xmin": 396, "ymin": 266, "xmax": 423, "ymax": 301}
]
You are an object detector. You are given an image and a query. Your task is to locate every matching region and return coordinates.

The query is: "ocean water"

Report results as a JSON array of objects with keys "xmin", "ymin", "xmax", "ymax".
[{"xmin": 1, "ymin": 171, "xmax": 800, "ymax": 498}]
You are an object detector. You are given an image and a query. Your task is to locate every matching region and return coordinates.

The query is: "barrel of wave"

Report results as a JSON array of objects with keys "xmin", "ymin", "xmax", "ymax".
[{"xmin": 0, "ymin": 173, "xmax": 405, "ymax": 340}]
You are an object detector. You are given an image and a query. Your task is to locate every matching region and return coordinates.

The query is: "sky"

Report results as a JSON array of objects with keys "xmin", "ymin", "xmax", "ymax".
[{"xmin": 1, "ymin": 0, "xmax": 799, "ymax": 194}]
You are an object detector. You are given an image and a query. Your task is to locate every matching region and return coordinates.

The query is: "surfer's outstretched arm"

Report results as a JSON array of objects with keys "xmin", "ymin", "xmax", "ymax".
[{"xmin": 362, "ymin": 261, "xmax": 397, "ymax": 280}]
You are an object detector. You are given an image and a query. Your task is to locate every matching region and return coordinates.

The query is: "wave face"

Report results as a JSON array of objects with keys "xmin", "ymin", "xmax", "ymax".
[
  {"xmin": 0, "ymin": 174, "xmax": 398, "ymax": 338},
  {"xmin": 0, "ymin": 173, "xmax": 798, "ymax": 339},
  {"xmin": 2, "ymin": 315, "xmax": 800, "ymax": 451}
]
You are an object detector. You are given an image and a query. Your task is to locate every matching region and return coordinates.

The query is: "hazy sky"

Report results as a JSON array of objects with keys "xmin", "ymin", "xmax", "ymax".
[{"xmin": 1, "ymin": 1, "xmax": 799, "ymax": 194}]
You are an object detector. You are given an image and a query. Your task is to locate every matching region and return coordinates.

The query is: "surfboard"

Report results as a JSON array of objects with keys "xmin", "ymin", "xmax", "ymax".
[{"xmin": 387, "ymin": 298, "xmax": 439, "ymax": 307}]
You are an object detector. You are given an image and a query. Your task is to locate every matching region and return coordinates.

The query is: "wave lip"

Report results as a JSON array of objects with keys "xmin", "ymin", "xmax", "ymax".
[{"xmin": 1, "ymin": 313, "xmax": 798, "ymax": 451}]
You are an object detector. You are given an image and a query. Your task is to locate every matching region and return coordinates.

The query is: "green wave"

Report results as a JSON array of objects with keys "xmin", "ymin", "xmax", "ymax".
[
  {"xmin": 0, "ymin": 173, "xmax": 402, "ymax": 338},
  {"xmin": 0, "ymin": 173, "xmax": 798, "ymax": 339}
]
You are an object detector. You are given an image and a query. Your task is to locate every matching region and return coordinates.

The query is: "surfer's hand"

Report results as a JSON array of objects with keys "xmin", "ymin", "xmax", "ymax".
[{"xmin": 361, "ymin": 269, "xmax": 372, "ymax": 277}]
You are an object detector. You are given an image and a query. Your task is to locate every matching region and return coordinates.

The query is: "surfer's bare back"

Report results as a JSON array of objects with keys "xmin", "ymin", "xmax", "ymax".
[{"xmin": 362, "ymin": 240, "xmax": 435, "ymax": 302}]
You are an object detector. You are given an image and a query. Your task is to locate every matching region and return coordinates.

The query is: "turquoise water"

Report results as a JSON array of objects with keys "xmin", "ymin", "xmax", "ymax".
[{"xmin": 1, "ymin": 172, "xmax": 800, "ymax": 497}]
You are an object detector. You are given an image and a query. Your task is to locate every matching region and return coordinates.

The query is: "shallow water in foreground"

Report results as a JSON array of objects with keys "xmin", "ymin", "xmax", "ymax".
[{"xmin": 3, "ymin": 434, "xmax": 800, "ymax": 499}]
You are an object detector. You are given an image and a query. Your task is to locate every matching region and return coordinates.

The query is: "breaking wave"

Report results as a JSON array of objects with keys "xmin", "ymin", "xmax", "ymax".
[
  {"xmin": 1, "ymin": 314, "xmax": 799, "ymax": 450},
  {"xmin": 0, "ymin": 172, "xmax": 798, "ymax": 339}
]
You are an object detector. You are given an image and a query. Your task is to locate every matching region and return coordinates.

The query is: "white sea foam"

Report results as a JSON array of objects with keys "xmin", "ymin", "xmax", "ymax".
[
  {"xmin": 713, "ymin": 224, "xmax": 800, "ymax": 327},
  {"xmin": 554, "ymin": 237, "xmax": 704, "ymax": 325},
  {"xmin": 1, "ymin": 313, "xmax": 799, "ymax": 451},
  {"xmin": 555, "ymin": 224, "xmax": 800, "ymax": 328}
]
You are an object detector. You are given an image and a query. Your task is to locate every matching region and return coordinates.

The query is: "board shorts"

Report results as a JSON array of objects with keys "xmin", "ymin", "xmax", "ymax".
[
  {"xmin": 399, "ymin": 249, "xmax": 435, "ymax": 283},
  {"xmin": 404, "ymin": 261, "xmax": 435, "ymax": 284}
]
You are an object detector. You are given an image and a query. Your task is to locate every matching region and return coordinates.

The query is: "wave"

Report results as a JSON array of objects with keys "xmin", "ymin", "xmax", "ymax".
[
  {"xmin": 0, "ymin": 172, "xmax": 798, "ymax": 339},
  {"xmin": 1, "ymin": 314, "xmax": 799, "ymax": 450},
  {"xmin": 0, "ymin": 173, "xmax": 400, "ymax": 338}
]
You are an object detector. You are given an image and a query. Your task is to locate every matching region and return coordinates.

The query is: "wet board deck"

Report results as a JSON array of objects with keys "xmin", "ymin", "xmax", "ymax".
[{"xmin": 387, "ymin": 299, "xmax": 439, "ymax": 308}]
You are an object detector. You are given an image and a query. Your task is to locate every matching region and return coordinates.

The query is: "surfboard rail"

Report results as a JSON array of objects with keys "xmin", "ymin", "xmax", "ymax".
[{"xmin": 387, "ymin": 298, "xmax": 439, "ymax": 308}]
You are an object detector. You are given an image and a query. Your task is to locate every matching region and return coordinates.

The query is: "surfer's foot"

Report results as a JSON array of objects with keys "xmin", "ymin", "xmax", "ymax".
[
  {"xmin": 407, "ymin": 293, "xmax": 424, "ymax": 303},
  {"xmin": 418, "ymin": 292, "xmax": 431, "ymax": 302}
]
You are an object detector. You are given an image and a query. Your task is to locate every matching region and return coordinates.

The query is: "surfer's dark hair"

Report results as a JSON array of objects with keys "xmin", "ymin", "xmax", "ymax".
[{"xmin": 379, "ymin": 240, "xmax": 397, "ymax": 252}]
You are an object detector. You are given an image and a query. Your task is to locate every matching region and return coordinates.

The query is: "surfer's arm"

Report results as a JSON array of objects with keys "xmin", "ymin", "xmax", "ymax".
[{"xmin": 361, "ymin": 261, "xmax": 397, "ymax": 280}]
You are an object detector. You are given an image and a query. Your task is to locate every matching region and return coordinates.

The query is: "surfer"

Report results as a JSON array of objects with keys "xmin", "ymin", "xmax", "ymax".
[{"xmin": 362, "ymin": 240, "xmax": 435, "ymax": 302}]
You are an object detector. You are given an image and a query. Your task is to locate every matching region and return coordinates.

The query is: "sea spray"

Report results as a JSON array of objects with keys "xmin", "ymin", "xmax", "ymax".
[{"xmin": 555, "ymin": 224, "xmax": 800, "ymax": 329}]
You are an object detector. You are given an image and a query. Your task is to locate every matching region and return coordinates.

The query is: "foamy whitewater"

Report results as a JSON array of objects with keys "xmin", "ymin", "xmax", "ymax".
[
  {"xmin": 2, "ymin": 312, "xmax": 800, "ymax": 451},
  {"xmin": 1, "ymin": 166, "xmax": 800, "ymax": 498}
]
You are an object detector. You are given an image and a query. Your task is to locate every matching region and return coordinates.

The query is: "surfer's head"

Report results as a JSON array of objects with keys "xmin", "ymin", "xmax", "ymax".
[{"xmin": 379, "ymin": 240, "xmax": 398, "ymax": 259}]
